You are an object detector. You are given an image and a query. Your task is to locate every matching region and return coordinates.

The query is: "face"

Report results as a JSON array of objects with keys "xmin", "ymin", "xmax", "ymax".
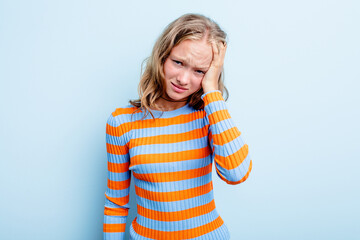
[{"xmin": 162, "ymin": 39, "xmax": 213, "ymax": 101}]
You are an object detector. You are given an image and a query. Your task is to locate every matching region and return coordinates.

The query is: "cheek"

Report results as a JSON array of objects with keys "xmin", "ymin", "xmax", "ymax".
[
  {"xmin": 192, "ymin": 77, "xmax": 203, "ymax": 89},
  {"xmin": 164, "ymin": 64, "xmax": 177, "ymax": 78}
]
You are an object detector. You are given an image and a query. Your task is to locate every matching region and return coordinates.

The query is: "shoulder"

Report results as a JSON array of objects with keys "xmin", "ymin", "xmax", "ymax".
[
  {"xmin": 106, "ymin": 104, "xmax": 139, "ymax": 139},
  {"xmin": 112, "ymin": 104, "xmax": 139, "ymax": 118},
  {"xmin": 107, "ymin": 104, "xmax": 139, "ymax": 127}
]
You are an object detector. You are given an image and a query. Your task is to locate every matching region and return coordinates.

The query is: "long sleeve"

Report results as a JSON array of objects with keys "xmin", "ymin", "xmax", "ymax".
[
  {"xmin": 103, "ymin": 110, "xmax": 132, "ymax": 240},
  {"xmin": 201, "ymin": 90, "xmax": 253, "ymax": 185}
]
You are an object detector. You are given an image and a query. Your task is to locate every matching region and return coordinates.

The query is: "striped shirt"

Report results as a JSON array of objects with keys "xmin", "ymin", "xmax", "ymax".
[{"xmin": 103, "ymin": 90, "xmax": 253, "ymax": 240}]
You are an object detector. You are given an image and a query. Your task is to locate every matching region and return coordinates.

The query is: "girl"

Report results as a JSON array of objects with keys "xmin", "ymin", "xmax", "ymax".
[{"xmin": 103, "ymin": 13, "xmax": 252, "ymax": 240}]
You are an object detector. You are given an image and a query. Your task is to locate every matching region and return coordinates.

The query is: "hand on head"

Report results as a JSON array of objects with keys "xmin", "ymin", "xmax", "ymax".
[{"xmin": 201, "ymin": 41, "xmax": 227, "ymax": 93}]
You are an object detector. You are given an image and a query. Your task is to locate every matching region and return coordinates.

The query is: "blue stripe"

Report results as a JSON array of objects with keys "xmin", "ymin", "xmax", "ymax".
[
  {"xmin": 129, "ymin": 223, "xmax": 154, "ymax": 240},
  {"xmin": 136, "ymin": 208, "xmax": 220, "ymax": 231},
  {"xmin": 104, "ymin": 198, "xmax": 130, "ymax": 209},
  {"xmin": 213, "ymin": 135, "xmax": 246, "ymax": 157},
  {"xmin": 105, "ymin": 198, "xmax": 130, "ymax": 209},
  {"xmin": 107, "ymin": 113, "xmax": 131, "ymax": 127},
  {"xmin": 106, "ymin": 187, "xmax": 130, "ymax": 198},
  {"xmin": 201, "ymin": 90, "xmax": 221, "ymax": 100},
  {"xmin": 131, "ymin": 136, "xmax": 208, "ymax": 156},
  {"xmin": 120, "ymin": 104, "xmax": 195, "ymax": 121},
  {"xmin": 133, "ymin": 156, "xmax": 210, "ymax": 174},
  {"xmin": 136, "ymin": 191, "xmax": 214, "ymax": 212},
  {"xmin": 210, "ymin": 118, "xmax": 237, "ymax": 135},
  {"xmin": 104, "ymin": 232, "xmax": 125, "ymax": 240},
  {"xmin": 104, "ymin": 215, "xmax": 127, "ymax": 224},
  {"xmin": 215, "ymin": 154, "xmax": 251, "ymax": 182},
  {"xmin": 108, "ymin": 171, "xmax": 130, "ymax": 181},
  {"xmin": 188, "ymin": 222, "xmax": 230, "ymax": 240},
  {"xmin": 107, "ymin": 152, "xmax": 129, "ymax": 164},
  {"xmin": 131, "ymin": 118, "xmax": 205, "ymax": 137},
  {"xmin": 204, "ymin": 99, "xmax": 227, "ymax": 115},
  {"xmin": 106, "ymin": 132, "xmax": 130, "ymax": 145},
  {"xmin": 134, "ymin": 172, "xmax": 212, "ymax": 192}
]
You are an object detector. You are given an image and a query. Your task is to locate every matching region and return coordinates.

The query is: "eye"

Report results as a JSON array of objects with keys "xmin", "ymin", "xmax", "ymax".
[
  {"xmin": 172, "ymin": 60, "xmax": 182, "ymax": 65},
  {"xmin": 195, "ymin": 70, "xmax": 205, "ymax": 75}
]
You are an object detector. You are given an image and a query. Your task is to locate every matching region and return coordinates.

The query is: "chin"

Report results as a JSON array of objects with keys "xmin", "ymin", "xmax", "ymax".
[
  {"xmin": 168, "ymin": 94, "xmax": 186, "ymax": 101},
  {"xmin": 167, "ymin": 91, "xmax": 190, "ymax": 101}
]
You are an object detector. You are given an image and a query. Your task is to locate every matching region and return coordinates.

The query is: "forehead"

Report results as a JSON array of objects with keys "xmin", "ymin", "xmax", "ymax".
[{"xmin": 170, "ymin": 39, "xmax": 212, "ymax": 69}]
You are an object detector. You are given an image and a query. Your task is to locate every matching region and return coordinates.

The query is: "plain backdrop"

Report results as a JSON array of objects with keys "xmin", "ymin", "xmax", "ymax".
[{"xmin": 0, "ymin": 0, "xmax": 359, "ymax": 239}]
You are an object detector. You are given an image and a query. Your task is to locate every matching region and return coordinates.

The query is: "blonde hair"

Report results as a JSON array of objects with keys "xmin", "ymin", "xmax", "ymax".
[{"xmin": 129, "ymin": 13, "xmax": 229, "ymax": 120}]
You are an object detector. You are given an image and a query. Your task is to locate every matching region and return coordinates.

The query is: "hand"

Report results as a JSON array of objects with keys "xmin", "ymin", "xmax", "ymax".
[{"xmin": 201, "ymin": 41, "xmax": 227, "ymax": 93}]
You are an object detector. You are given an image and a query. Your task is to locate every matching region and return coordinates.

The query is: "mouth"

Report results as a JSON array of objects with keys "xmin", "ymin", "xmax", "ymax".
[{"xmin": 171, "ymin": 82, "xmax": 188, "ymax": 90}]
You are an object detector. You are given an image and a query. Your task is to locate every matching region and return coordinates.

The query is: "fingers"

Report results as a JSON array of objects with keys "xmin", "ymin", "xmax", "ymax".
[
  {"xmin": 212, "ymin": 41, "xmax": 219, "ymax": 57},
  {"xmin": 219, "ymin": 42, "xmax": 227, "ymax": 61},
  {"xmin": 211, "ymin": 41, "xmax": 227, "ymax": 68}
]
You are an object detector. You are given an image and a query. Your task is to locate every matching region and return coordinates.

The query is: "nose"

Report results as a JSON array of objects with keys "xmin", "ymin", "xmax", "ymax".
[{"xmin": 176, "ymin": 69, "xmax": 191, "ymax": 86}]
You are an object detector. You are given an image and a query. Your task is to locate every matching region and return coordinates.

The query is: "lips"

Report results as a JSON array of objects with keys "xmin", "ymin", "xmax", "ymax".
[{"xmin": 171, "ymin": 82, "xmax": 188, "ymax": 90}]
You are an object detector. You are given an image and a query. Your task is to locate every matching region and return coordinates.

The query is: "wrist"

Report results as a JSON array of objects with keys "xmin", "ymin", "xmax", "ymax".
[
  {"xmin": 201, "ymin": 89, "xmax": 224, "ymax": 106},
  {"xmin": 202, "ymin": 86, "xmax": 218, "ymax": 94}
]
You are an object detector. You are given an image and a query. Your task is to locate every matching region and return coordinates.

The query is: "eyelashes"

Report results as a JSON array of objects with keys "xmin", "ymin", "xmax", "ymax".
[
  {"xmin": 172, "ymin": 60, "xmax": 205, "ymax": 75},
  {"xmin": 173, "ymin": 60, "xmax": 182, "ymax": 65}
]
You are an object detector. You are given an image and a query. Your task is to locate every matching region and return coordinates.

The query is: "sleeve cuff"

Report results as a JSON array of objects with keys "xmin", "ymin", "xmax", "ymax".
[{"xmin": 201, "ymin": 90, "xmax": 225, "ymax": 107}]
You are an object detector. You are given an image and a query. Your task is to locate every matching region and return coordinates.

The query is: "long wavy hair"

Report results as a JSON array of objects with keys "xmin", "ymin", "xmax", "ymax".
[{"xmin": 129, "ymin": 13, "xmax": 229, "ymax": 120}]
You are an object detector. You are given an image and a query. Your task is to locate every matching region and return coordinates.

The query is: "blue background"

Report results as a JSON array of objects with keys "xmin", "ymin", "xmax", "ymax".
[{"xmin": 0, "ymin": 0, "xmax": 359, "ymax": 239}]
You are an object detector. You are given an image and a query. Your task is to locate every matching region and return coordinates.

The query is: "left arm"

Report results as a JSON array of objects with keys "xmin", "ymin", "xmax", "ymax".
[
  {"xmin": 202, "ymin": 90, "xmax": 252, "ymax": 184},
  {"xmin": 201, "ymin": 41, "xmax": 252, "ymax": 184}
]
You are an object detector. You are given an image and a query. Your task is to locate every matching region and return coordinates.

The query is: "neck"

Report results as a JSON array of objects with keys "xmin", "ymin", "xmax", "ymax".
[
  {"xmin": 153, "ymin": 95, "xmax": 189, "ymax": 111},
  {"xmin": 160, "ymin": 96, "xmax": 188, "ymax": 102}
]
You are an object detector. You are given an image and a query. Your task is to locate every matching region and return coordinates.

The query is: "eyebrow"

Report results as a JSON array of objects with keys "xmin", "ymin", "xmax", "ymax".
[{"xmin": 171, "ymin": 56, "xmax": 209, "ymax": 70}]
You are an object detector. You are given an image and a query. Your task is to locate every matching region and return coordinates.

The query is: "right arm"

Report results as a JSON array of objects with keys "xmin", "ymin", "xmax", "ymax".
[{"xmin": 103, "ymin": 109, "xmax": 131, "ymax": 240}]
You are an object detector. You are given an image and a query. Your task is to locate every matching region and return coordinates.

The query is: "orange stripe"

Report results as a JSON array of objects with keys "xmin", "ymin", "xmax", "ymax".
[
  {"xmin": 106, "ymin": 142, "xmax": 129, "ymax": 155},
  {"xmin": 135, "ymin": 181, "xmax": 213, "ymax": 202},
  {"xmin": 106, "ymin": 122, "xmax": 132, "ymax": 137},
  {"xmin": 202, "ymin": 91, "xmax": 224, "ymax": 106},
  {"xmin": 107, "ymin": 161, "xmax": 129, "ymax": 173},
  {"xmin": 107, "ymin": 178, "xmax": 130, "ymax": 190},
  {"xmin": 242, "ymin": 159, "xmax": 253, "ymax": 182},
  {"xmin": 112, "ymin": 107, "xmax": 139, "ymax": 117},
  {"xmin": 133, "ymin": 163, "xmax": 212, "ymax": 182},
  {"xmin": 131, "ymin": 127, "xmax": 207, "ymax": 147},
  {"xmin": 105, "ymin": 194, "xmax": 129, "ymax": 207},
  {"xmin": 130, "ymin": 146, "xmax": 211, "ymax": 166},
  {"xmin": 208, "ymin": 109, "xmax": 231, "ymax": 125},
  {"xmin": 215, "ymin": 143, "xmax": 249, "ymax": 170},
  {"xmin": 104, "ymin": 206, "xmax": 129, "ymax": 216},
  {"xmin": 212, "ymin": 127, "xmax": 241, "ymax": 146},
  {"xmin": 132, "ymin": 215, "xmax": 224, "ymax": 239},
  {"xmin": 216, "ymin": 159, "xmax": 252, "ymax": 185},
  {"xmin": 131, "ymin": 111, "xmax": 205, "ymax": 130},
  {"xmin": 103, "ymin": 223, "xmax": 126, "ymax": 233},
  {"xmin": 137, "ymin": 199, "xmax": 216, "ymax": 222},
  {"xmin": 208, "ymin": 131, "xmax": 214, "ymax": 152}
]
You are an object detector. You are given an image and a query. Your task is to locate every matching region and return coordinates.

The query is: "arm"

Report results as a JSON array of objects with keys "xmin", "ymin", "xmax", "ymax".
[
  {"xmin": 202, "ymin": 90, "xmax": 253, "ymax": 185},
  {"xmin": 103, "ymin": 110, "xmax": 131, "ymax": 239}
]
